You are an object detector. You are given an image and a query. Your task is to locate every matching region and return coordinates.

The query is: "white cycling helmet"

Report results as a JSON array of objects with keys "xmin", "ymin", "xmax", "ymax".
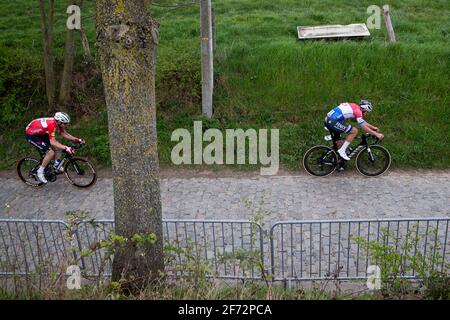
[
  {"xmin": 359, "ymin": 99, "xmax": 373, "ymax": 112},
  {"xmin": 54, "ymin": 112, "xmax": 70, "ymax": 124}
]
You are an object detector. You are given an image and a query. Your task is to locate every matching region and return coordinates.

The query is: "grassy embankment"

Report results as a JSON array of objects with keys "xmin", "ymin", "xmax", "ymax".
[{"xmin": 0, "ymin": 0, "xmax": 449, "ymax": 171}]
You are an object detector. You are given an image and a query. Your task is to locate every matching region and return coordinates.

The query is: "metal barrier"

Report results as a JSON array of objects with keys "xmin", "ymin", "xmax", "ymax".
[
  {"xmin": 0, "ymin": 219, "xmax": 76, "ymax": 276},
  {"xmin": 1, "ymin": 217, "xmax": 449, "ymax": 282},
  {"xmin": 270, "ymin": 218, "xmax": 450, "ymax": 281},
  {"xmin": 74, "ymin": 219, "xmax": 264, "ymax": 279},
  {"xmin": 0, "ymin": 219, "xmax": 264, "ymax": 280}
]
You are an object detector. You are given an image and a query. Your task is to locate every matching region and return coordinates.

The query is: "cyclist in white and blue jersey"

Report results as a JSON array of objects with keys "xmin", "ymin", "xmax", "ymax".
[{"xmin": 324, "ymin": 100, "xmax": 384, "ymax": 161}]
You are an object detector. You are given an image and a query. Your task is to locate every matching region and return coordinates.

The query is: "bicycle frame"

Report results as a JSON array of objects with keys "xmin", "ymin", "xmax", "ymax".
[
  {"xmin": 31, "ymin": 144, "xmax": 80, "ymax": 177},
  {"xmin": 331, "ymin": 134, "xmax": 379, "ymax": 160}
]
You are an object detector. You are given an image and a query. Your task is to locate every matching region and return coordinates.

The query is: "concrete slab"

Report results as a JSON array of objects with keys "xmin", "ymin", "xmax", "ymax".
[{"xmin": 297, "ymin": 23, "xmax": 370, "ymax": 40}]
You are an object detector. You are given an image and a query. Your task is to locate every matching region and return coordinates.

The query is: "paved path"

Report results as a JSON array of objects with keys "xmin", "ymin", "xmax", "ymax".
[{"xmin": 1, "ymin": 170, "xmax": 449, "ymax": 224}]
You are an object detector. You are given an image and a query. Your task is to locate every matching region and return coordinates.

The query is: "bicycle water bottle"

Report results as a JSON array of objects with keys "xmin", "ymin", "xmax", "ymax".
[
  {"xmin": 54, "ymin": 159, "xmax": 64, "ymax": 170},
  {"xmin": 54, "ymin": 159, "xmax": 61, "ymax": 169}
]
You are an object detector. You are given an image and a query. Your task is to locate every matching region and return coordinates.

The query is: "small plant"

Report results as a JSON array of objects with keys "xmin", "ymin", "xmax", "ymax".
[
  {"xmin": 353, "ymin": 224, "xmax": 449, "ymax": 299},
  {"xmin": 164, "ymin": 242, "xmax": 218, "ymax": 299}
]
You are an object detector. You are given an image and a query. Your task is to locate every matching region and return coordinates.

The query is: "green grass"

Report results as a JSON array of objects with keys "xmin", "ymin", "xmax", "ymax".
[
  {"xmin": 0, "ymin": 0, "xmax": 449, "ymax": 170},
  {"xmin": 0, "ymin": 281, "xmax": 378, "ymax": 300}
]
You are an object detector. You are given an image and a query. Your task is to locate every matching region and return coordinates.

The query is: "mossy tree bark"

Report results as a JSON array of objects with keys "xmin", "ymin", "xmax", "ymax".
[
  {"xmin": 79, "ymin": 27, "xmax": 92, "ymax": 64},
  {"xmin": 38, "ymin": 0, "xmax": 56, "ymax": 110},
  {"xmin": 96, "ymin": 0, "xmax": 163, "ymax": 292},
  {"xmin": 59, "ymin": 0, "xmax": 85, "ymax": 106},
  {"xmin": 78, "ymin": 0, "xmax": 92, "ymax": 64},
  {"xmin": 58, "ymin": 0, "xmax": 75, "ymax": 106}
]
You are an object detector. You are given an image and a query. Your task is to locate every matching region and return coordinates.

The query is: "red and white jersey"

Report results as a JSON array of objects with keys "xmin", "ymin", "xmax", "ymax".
[
  {"xmin": 25, "ymin": 118, "xmax": 64, "ymax": 140},
  {"xmin": 326, "ymin": 102, "xmax": 365, "ymax": 125}
]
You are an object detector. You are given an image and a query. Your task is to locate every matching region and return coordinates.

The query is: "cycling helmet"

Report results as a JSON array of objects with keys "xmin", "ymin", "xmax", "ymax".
[
  {"xmin": 54, "ymin": 112, "xmax": 70, "ymax": 124},
  {"xmin": 359, "ymin": 99, "xmax": 373, "ymax": 112}
]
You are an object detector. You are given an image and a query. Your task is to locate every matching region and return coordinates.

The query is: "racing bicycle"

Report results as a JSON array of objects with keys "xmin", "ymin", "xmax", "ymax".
[
  {"xmin": 17, "ymin": 143, "xmax": 97, "ymax": 188},
  {"xmin": 303, "ymin": 129, "xmax": 391, "ymax": 177}
]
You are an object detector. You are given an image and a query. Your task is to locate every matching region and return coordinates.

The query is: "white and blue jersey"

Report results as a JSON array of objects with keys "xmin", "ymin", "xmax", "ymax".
[{"xmin": 324, "ymin": 102, "xmax": 365, "ymax": 134}]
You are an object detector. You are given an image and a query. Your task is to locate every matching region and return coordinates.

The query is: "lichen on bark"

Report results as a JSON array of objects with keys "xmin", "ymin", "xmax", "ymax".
[{"xmin": 96, "ymin": 0, "xmax": 163, "ymax": 292}]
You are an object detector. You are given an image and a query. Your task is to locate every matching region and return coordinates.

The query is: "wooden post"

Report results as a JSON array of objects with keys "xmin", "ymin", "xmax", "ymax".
[
  {"xmin": 200, "ymin": 0, "xmax": 213, "ymax": 118},
  {"xmin": 212, "ymin": 5, "xmax": 216, "ymax": 52},
  {"xmin": 383, "ymin": 4, "xmax": 396, "ymax": 43}
]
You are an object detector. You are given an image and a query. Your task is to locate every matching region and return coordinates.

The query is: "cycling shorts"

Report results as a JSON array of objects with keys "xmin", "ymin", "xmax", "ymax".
[
  {"xmin": 324, "ymin": 117, "xmax": 353, "ymax": 134},
  {"xmin": 26, "ymin": 134, "xmax": 51, "ymax": 158}
]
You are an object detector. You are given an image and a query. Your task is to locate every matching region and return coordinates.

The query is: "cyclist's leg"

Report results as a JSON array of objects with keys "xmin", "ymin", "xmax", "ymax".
[
  {"xmin": 54, "ymin": 150, "xmax": 62, "ymax": 161},
  {"xmin": 338, "ymin": 126, "xmax": 358, "ymax": 160},
  {"xmin": 39, "ymin": 135, "xmax": 54, "ymax": 168},
  {"xmin": 325, "ymin": 119, "xmax": 354, "ymax": 160},
  {"xmin": 26, "ymin": 134, "xmax": 54, "ymax": 182},
  {"xmin": 331, "ymin": 132, "xmax": 342, "ymax": 150},
  {"xmin": 341, "ymin": 126, "xmax": 358, "ymax": 147},
  {"xmin": 324, "ymin": 121, "xmax": 340, "ymax": 148},
  {"xmin": 41, "ymin": 134, "xmax": 61, "ymax": 165}
]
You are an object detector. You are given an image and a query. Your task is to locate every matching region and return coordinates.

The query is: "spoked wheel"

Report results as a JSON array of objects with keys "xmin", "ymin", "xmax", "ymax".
[
  {"xmin": 303, "ymin": 145, "xmax": 338, "ymax": 177},
  {"xmin": 355, "ymin": 145, "xmax": 391, "ymax": 177},
  {"xmin": 64, "ymin": 157, "xmax": 97, "ymax": 188},
  {"xmin": 16, "ymin": 157, "xmax": 44, "ymax": 187}
]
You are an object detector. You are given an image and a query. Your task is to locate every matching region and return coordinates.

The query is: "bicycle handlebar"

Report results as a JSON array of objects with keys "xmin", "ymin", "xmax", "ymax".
[
  {"xmin": 66, "ymin": 142, "xmax": 84, "ymax": 152},
  {"xmin": 69, "ymin": 142, "xmax": 83, "ymax": 149}
]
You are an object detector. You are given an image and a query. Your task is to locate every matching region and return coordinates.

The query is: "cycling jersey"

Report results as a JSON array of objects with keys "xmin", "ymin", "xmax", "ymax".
[
  {"xmin": 326, "ymin": 102, "xmax": 365, "ymax": 126},
  {"xmin": 25, "ymin": 118, "xmax": 65, "ymax": 140}
]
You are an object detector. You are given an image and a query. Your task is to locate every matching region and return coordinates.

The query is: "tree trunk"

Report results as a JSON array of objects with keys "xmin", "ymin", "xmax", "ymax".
[
  {"xmin": 58, "ymin": 22, "xmax": 74, "ymax": 106},
  {"xmin": 38, "ymin": 0, "xmax": 56, "ymax": 110},
  {"xmin": 78, "ymin": 0, "xmax": 92, "ymax": 64},
  {"xmin": 79, "ymin": 27, "xmax": 92, "ymax": 64},
  {"xmin": 59, "ymin": 0, "xmax": 85, "ymax": 105},
  {"xmin": 96, "ymin": 0, "xmax": 163, "ymax": 292}
]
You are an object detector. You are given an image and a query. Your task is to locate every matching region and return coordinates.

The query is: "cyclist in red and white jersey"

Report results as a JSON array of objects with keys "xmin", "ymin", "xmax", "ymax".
[
  {"xmin": 25, "ymin": 112, "xmax": 85, "ymax": 183},
  {"xmin": 324, "ymin": 100, "xmax": 384, "ymax": 161}
]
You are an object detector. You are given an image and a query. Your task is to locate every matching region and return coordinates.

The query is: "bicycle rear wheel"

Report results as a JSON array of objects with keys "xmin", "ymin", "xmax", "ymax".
[
  {"xmin": 64, "ymin": 157, "xmax": 97, "ymax": 188},
  {"xmin": 303, "ymin": 145, "xmax": 338, "ymax": 177},
  {"xmin": 16, "ymin": 157, "xmax": 44, "ymax": 187},
  {"xmin": 355, "ymin": 145, "xmax": 391, "ymax": 177}
]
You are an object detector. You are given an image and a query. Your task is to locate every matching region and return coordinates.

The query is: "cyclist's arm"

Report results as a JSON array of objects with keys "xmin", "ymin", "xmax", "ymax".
[
  {"xmin": 364, "ymin": 122, "xmax": 379, "ymax": 131},
  {"xmin": 360, "ymin": 123, "xmax": 383, "ymax": 138},
  {"xmin": 61, "ymin": 131, "xmax": 83, "ymax": 143},
  {"xmin": 50, "ymin": 139, "xmax": 69, "ymax": 150}
]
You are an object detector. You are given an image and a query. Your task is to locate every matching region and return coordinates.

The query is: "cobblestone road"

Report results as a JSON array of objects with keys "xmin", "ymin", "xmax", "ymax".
[{"xmin": 1, "ymin": 170, "xmax": 449, "ymax": 224}]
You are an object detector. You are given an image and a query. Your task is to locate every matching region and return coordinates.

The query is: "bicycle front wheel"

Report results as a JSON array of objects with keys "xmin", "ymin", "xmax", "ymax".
[
  {"xmin": 64, "ymin": 157, "xmax": 97, "ymax": 188},
  {"xmin": 355, "ymin": 145, "xmax": 391, "ymax": 177},
  {"xmin": 303, "ymin": 145, "xmax": 338, "ymax": 177},
  {"xmin": 16, "ymin": 157, "xmax": 44, "ymax": 187}
]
